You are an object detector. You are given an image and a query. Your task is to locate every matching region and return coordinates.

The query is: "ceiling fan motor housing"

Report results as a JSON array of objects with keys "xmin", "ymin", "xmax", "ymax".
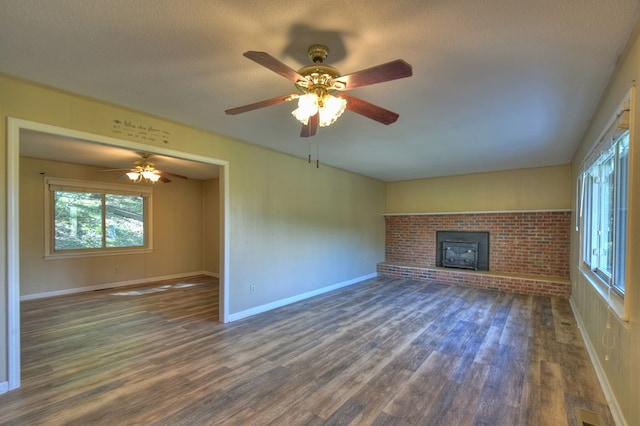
[
  {"xmin": 295, "ymin": 44, "xmax": 346, "ymax": 98},
  {"xmin": 296, "ymin": 64, "xmax": 342, "ymax": 92}
]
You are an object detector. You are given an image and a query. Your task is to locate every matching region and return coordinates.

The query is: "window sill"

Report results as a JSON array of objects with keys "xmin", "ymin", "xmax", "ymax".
[
  {"xmin": 579, "ymin": 264, "xmax": 629, "ymax": 324},
  {"xmin": 44, "ymin": 247, "xmax": 153, "ymax": 260}
]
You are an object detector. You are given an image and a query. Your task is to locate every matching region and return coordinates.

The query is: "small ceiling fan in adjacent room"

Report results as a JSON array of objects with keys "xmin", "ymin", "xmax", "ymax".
[
  {"xmin": 225, "ymin": 44, "xmax": 413, "ymax": 137},
  {"xmin": 101, "ymin": 152, "xmax": 187, "ymax": 183}
]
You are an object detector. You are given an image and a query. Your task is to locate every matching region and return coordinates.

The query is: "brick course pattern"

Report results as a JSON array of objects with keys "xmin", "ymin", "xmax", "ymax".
[{"xmin": 380, "ymin": 211, "xmax": 572, "ymax": 298}]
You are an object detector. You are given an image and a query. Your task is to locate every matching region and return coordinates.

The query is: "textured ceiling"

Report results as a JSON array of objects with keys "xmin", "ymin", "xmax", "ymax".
[{"xmin": 2, "ymin": 0, "xmax": 640, "ymax": 181}]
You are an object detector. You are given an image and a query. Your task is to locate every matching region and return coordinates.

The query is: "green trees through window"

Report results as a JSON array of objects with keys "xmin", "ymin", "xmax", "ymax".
[
  {"xmin": 105, "ymin": 194, "xmax": 144, "ymax": 248},
  {"xmin": 54, "ymin": 191, "xmax": 144, "ymax": 250},
  {"xmin": 54, "ymin": 191, "xmax": 102, "ymax": 249},
  {"xmin": 46, "ymin": 177, "xmax": 152, "ymax": 256}
]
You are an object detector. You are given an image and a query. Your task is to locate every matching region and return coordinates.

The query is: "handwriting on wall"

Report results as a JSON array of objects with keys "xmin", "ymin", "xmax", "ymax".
[{"xmin": 112, "ymin": 119, "xmax": 172, "ymax": 144}]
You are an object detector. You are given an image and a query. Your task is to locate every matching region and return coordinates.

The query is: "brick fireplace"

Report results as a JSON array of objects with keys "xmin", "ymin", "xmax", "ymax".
[{"xmin": 377, "ymin": 211, "xmax": 571, "ymax": 298}]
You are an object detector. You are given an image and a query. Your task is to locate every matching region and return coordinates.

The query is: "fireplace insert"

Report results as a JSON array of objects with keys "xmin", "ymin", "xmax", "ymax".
[
  {"xmin": 442, "ymin": 241, "xmax": 479, "ymax": 270},
  {"xmin": 436, "ymin": 231, "xmax": 489, "ymax": 271}
]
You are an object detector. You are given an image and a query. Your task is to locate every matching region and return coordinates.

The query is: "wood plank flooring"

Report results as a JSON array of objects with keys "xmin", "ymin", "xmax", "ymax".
[{"xmin": 0, "ymin": 275, "xmax": 613, "ymax": 425}]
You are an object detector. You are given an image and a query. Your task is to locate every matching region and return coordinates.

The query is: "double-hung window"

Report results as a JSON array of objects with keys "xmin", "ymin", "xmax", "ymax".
[
  {"xmin": 45, "ymin": 177, "xmax": 153, "ymax": 258},
  {"xmin": 581, "ymin": 92, "xmax": 631, "ymax": 298}
]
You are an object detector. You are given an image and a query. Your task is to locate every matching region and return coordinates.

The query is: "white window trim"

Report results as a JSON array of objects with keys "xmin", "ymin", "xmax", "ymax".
[
  {"xmin": 577, "ymin": 86, "xmax": 633, "ymax": 321},
  {"xmin": 44, "ymin": 177, "xmax": 154, "ymax": 259}
]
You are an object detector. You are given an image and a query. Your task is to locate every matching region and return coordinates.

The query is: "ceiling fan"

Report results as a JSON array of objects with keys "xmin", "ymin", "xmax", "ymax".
[
  {"xmin": 101, "ymin": 153, "xmax": 187, "ymax": 183},
  {"xmin": 225, "ymin": 44, "xmax": 413, "ymax": 137}
]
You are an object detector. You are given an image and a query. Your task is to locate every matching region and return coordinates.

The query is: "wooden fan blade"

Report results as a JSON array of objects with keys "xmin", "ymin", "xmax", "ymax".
[
  {"xmin": 331, "ymin": 59, "xmax": 412, "ymax": 91},
  {"xmin": 225, "ymin": 94, "xmax": 298, "ymax": 115},
  {"xmin": 243, "ymin": 51, "xmax": 307, "ymax": 83},
  {"xmin": 100, "ymin": 168, "xmax": 131, "ymax": 172},
  {"xmin": 159, "ymin": 171, "xmax": 187, "ymax": 180},
  {"xmin": 300, "ymin": 112, "xmax": 319, "ymax": 137},
  {"xmin": 338, "ymin": 94, "xmax": 399, "ymax": 125},
  {"xmin": 159, "ymin": 175, "xmax": 172, "ymax": 183}
]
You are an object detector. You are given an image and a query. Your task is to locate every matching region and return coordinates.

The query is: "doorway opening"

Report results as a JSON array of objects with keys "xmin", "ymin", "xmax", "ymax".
[{"xmin": 6, "ymin": 118, "xmax": 230, "ymax": 391}]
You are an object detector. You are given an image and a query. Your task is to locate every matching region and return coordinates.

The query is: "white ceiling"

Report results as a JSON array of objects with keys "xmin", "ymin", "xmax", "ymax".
[{"xmin": 2, "ymin": 0, "xmax": 640, "ymax": 182}]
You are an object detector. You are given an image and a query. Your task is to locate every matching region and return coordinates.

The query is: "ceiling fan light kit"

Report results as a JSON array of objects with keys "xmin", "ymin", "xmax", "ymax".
[
  {"xmin": 126, "ymin": 163, "xmax": 162, "ymax": 183},
  {"xmin": 225, "ymin": 44, "xmax": 412, "ymax": 137},
  {"xmin": 291, "ymin": 93, "xmax": 347, "ymax": 127},
  {"xmin": 102, "ymin": 153, "xmax": 188, "ymax": 184}
]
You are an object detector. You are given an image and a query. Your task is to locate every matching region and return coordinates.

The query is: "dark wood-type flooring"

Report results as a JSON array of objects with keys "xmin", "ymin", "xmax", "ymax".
[{"xmin": 0, "ymin": 275, "xmax": 613, "ymax": 425}]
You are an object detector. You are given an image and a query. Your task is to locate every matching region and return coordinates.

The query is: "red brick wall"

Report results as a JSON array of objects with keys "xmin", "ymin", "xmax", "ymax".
[{"xmin": 385, "ymin": 211, "xmax": 571, "ymax": 278}]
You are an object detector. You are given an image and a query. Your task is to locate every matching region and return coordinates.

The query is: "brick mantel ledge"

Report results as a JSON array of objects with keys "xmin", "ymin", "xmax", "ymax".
[{"xmin": 377, "ymin": 262, "xmax": 571, "ymax": 298}]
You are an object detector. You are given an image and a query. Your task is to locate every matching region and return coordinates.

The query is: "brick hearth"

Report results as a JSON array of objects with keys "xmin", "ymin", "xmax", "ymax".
[{"xmin": 378, "ymin": 211, "xmax": 571, "ymax": 298}]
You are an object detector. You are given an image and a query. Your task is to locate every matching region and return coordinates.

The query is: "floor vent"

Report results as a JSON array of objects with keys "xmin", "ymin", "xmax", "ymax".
[{"xmin": 575, "ymin": 408, "xmax": 602, "ymax": 426}]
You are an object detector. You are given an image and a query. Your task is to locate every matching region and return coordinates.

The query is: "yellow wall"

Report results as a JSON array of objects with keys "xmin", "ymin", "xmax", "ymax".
[
  {"xmin": 19, "ymin": 157, "xmax": 216, "ymax": 296},
  {"xmin": 0, "ymin": 74, "xmax": 387, "ymax": 385},
  {"xmin": 570, "ymin": 28, "xmax": 640, "ymax": 426},
  {"xmin": 386, "ymin": 165, "xmax": 571, "ymax": 213}
]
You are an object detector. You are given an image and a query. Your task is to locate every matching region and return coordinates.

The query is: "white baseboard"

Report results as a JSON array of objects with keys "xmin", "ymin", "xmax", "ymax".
[
  {"xmin": 0, "ymin": 381, "xmax": 8, "ymax": 395},
  {"xmin": 228, "ymin": 272, "xmax": 378, "ymax": 322},
  {"xmin": 570, "ymin": 298, "xmax": 626, "ymax": 426},
  {"xmin": 20, "ymin": 271, "xmax": 218, "ymax": 301}
]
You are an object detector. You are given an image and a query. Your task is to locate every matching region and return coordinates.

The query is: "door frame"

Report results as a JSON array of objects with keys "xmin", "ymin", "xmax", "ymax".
[{"xmin": 6, "ymin": 117, "xmax": 230, "ymax": 391}]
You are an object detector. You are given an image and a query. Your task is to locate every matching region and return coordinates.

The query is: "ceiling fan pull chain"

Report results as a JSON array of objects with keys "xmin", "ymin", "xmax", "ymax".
[{"xmin": 316, "ymin": 139, "xmax": 320, "ymax": 168}]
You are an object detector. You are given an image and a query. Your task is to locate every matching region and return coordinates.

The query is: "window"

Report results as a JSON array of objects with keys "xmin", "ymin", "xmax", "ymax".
[
  {"xmin": 45, "ymin": 177, "xmax": 153, "ymax": 258},
  {"xmin": 581, "ymin": 93, "xmax": 631, "ymax": 298}
]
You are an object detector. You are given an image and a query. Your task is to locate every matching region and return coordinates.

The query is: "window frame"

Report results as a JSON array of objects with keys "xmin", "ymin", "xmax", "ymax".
[
  {"xmin": 44, "ymin": 177, "xmax": 154, "ymax": 259},
  {"xmin": 581, "ymin": 131, "xmax": 629, "ymax": 297},
  {"xmin": 578, "ymin": 88, "xmax": 633, "ymax": 320}
]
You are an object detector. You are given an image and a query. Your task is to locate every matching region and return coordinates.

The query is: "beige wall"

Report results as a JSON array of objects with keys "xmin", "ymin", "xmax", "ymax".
[
  {"xmin": 226, "ymin": 144, "xmax": 386, "ymax": 311},
  {"xmin": 386, "ymin": 165, "xmax": 571, "ymax": 213},
  {"xmin": 569, "ymin": 25, "xmax": 640, "ymax": 425},
  {"xmin": 203, "ymin": 178, "xmax": 220, "ymax": 274},
  {"xmin": 19, "ymin": 157, "xmax": 213, "ymax": 296},
  {"xmin": 0, "ymin": 75, "xmax": 387, "ymax": 386}
]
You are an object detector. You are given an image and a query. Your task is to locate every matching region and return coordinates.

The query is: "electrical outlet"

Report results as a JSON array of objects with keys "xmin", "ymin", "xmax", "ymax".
[{"xmin": 250, "ymin": 285, "xmax": 256, "ymax": 294}]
